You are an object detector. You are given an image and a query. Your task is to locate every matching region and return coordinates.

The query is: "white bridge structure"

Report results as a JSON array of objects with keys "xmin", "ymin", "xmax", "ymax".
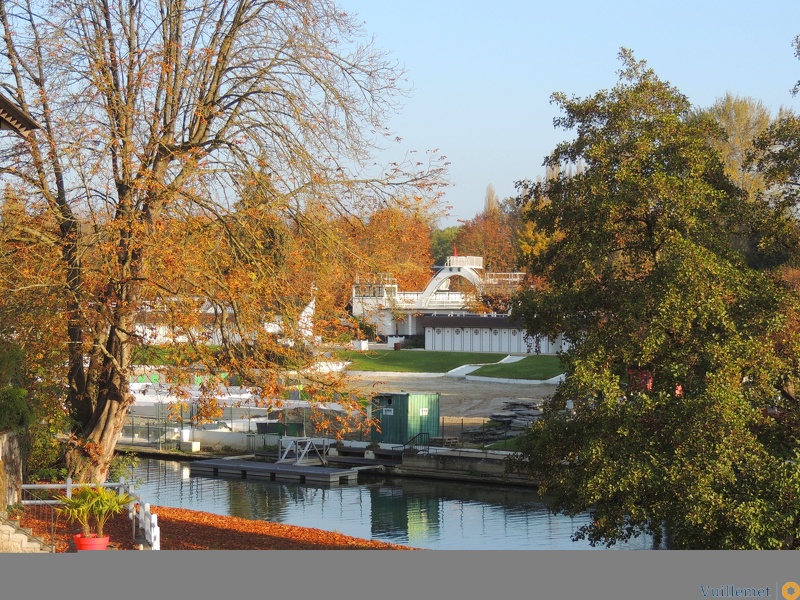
[{"xmin": 351, "ymin": 256, "xmax": 567, "ymax": 354}]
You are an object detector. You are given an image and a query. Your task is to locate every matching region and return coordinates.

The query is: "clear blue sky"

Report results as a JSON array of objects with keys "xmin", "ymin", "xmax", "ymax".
[{"xmin": 341, "ymin": 0, "xmax": 800, "ymax": 228}]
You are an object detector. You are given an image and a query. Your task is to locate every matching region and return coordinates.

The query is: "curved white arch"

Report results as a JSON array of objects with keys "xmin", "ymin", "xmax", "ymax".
[{"xmin": 417, "ymin": 266, "xmax": 483, "ymax": 308}]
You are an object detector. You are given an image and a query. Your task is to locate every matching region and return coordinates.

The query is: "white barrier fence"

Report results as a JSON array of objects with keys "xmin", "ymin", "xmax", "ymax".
[{"xmin": 135, "ymin": 500, "xmax": 160, "ymax": 550}]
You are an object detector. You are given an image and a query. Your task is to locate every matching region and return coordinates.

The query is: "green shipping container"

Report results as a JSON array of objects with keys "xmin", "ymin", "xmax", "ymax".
[{"xmin": 370, "ymin": 392, "xmax": 440, "ymax": 445}]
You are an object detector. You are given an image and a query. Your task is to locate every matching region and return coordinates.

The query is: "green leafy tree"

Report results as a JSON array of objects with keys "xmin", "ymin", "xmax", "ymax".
[
  {"xmin": 749, "ymin": 114, "xmax": 800, "ymax": 268},
  {"xmin": 430, "ymin": 225, "xmax": 459, "ymax": 267},
  {"xmin": 691, "ymin": 94, "xmax": 796, "ymax": 269},
  {"xmin": 510, "ymin": 49, "xmax": 800, "ymax": 549}
]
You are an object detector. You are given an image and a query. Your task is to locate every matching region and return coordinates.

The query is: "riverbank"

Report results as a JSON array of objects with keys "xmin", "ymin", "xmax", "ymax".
[{"xmin": 21, "ymin": 505, "xmax": 416, "ymax": 552}]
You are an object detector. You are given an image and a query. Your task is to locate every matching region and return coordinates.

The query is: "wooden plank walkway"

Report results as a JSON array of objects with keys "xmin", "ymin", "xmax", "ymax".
[{"xmin": 189, "ymin": 458, "xmax": 362, "ymax": 485}]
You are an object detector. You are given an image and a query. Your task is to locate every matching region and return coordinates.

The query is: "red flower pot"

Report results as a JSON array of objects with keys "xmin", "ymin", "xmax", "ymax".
[{"xmin": 73, "ymin": 534, "xmax": 110, "ymax": 551}]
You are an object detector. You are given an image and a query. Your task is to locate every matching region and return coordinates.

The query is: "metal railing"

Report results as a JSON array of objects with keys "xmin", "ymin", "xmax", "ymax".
[
  {"xmin": 15, "ymin": 485, "xmax": 58, "ymax": 551},
  {"xmin": 121, "ymin": 414, "xmax": 180, "ymax": 450},
  {"xmin": 393, "ymin": 432, "xmax": 430, "ymax": 455}
]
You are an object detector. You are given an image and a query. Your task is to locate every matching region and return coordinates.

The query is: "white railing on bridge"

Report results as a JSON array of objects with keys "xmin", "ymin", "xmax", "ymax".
[
  {"xmin": 445, "ymin": 256, "xmax": 483, "ymax": 269},
  {"xmin": 392, "ymin": 291, "xmax": 472, "ymax": 308},
  {"xmin": 21, "ymin": 477, "xmax": 160, "ymax": 550},
  {"xmin": 373, "ymin": 292, "xmax": 471, "ymax": 310},
  {"xmin": 425, "ymin": 295, "xmax": 473, "ymax": 309},
  {"xmin": 481, "ymin": 273, "xmax": 526, "ymax": 286},
  {"xmin": 392, "ymin": 292, "xmax": 422, "ymax": 306}
]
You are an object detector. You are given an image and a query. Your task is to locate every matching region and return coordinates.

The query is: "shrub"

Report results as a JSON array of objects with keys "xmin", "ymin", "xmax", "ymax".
[
  {"xmin": 55, "ymin": 484, "xmax": 135, "ymax": 538},
  {"xmin": 404, "ymin": 335, "xmax": 425, "ymax": 349},
  {"xmin": 0, "ymin": 387, "xmax": 31, "ymax": 433}
]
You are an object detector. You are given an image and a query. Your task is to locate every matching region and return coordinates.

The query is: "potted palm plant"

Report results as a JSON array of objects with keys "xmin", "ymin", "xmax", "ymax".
[{"xmin": 55, "ymin": 484, "xmax": 135, "ymax": 551}]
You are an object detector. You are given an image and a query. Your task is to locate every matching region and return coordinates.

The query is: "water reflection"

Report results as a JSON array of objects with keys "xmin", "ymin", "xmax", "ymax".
[{"xmin": 131, "ymin": 458, "xmax": 653, "ymax": 550}]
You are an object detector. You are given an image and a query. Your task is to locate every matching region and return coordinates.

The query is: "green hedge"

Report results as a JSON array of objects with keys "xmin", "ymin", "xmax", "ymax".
[{"xmin": 0, "ymin": 387, "xmax": 31, "ymax": 433}]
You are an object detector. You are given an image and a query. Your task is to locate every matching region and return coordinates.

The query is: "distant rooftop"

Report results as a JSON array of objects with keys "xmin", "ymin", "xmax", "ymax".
[{"xmin": 0, "ymin": 92, "xmax": 40, "ymax": 137}]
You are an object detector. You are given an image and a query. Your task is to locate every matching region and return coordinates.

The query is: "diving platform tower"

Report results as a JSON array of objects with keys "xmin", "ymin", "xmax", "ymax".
[{"xmin": 350, "ymin": 256, "xmax": 525, "ymax": 338}]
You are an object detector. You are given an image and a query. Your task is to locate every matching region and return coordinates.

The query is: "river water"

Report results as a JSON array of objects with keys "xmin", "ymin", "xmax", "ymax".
[{"xmin": 130, "ymin": 458, "xmax": 655, "ymax": 550}]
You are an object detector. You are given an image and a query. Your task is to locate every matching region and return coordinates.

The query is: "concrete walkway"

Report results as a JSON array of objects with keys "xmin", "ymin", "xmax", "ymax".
[{"xmin": 465, "ymin": 373, "xmax": 565, "ymax": 385}]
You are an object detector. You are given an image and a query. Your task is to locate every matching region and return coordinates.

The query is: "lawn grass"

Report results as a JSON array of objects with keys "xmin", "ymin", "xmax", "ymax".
[
  {"xmin": 469, "ymin": 354, "xmax": 564, "ymax": 380},
  {"xmin": 132, "ymin": 345, "xmax": 180, "ymax": 366},
  {"xmin": 337, "ymin": 350, "xmax": 503, "ymax": 373},
  {"xmin": 134, "ymin": 345, "xmax": 566, "ymax": 380},
  {"xmin": 131, "ymin": 344, "xmax": 221, "ymax": 367},
  {"xmin": 484, "ymin": 437, "xmax": 525, "ymax": 451},
  {"xmin": 338, "ymin": 349, "xmax": 565, "ymax": 379}
]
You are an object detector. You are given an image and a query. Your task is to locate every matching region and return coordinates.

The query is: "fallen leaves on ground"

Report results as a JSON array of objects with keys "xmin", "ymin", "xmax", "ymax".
[{"xmin": 20, "ymin": 506, "xmax": 416, "ymax": 552}]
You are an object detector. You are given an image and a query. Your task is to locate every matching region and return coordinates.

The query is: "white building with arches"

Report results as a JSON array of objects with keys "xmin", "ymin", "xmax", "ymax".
[{"xmin": 350, "ymin": 256, "xmax": 566, "ymax": 354}]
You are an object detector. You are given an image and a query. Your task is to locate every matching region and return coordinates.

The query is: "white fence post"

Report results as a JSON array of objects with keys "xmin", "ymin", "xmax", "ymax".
[
  {"xmin": 150, "ymin": 514, "xmax": 160, "ymax": 550},
  {"xmin": 139, "ymin": 502, "xmax": 146, "ymax": 534}
]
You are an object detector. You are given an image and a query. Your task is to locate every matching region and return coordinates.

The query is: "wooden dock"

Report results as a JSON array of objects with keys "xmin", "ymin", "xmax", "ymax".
[{"xmin": 189, "ymin": 458, "xmax": 363, "ymax": 485}]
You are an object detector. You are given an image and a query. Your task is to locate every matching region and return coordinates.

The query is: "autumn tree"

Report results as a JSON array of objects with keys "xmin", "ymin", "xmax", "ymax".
[
  {"xmin": 453, "ymin": 197, "xmax": 521, "ymax": 273},
  {"xmin": 344, "ymin": 206, "xmax": 434, "ymax": 292},
  {"xmin": 275, "ymin": 203, "xmax": 436, "ymax": 341},
  {"xmin": 0, "ymin": 0, "xmax": 446, "ymax": 482},
  {"xmin": 690, "ymin": 93, "xmax": 772, "ymax": 195},
  {"xmin": 510, "ymin": 50, "xmax": 800, "ymax": 549},
  {"xmin": 484, "ymin": 183, "xmax": 500, "ymax": 212}
]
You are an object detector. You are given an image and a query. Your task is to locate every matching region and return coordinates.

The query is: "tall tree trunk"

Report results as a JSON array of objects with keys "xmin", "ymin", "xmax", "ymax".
[{"xmin": 65, "ymin": 313, "xmax": 134, "ymax": 483}]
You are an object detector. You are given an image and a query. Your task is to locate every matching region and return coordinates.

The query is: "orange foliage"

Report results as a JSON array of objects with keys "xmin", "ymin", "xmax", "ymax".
[
  {"xmin": 0, "ymin": 0, "xmax": 448, "ymax": 482},
  {"xmin": 322, "ymin": 206, "xmax": 434, "ymax": 305},
  {"xmin": 454, "ymin": 204, "xmax": 520, "ymax": 273}
]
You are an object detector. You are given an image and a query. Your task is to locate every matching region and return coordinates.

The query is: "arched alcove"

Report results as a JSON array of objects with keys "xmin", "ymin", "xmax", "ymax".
[{"xmin": 417, "ymin": 266, "xmax": 483, "ymax": 308}]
